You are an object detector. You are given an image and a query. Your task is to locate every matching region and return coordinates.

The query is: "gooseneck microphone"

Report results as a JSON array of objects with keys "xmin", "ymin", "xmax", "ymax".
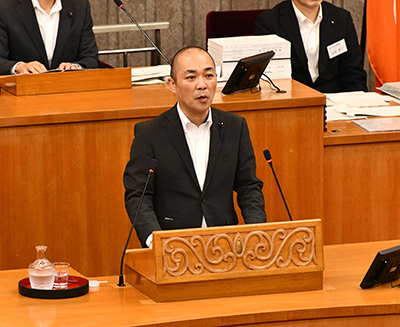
[
  {"xmin": 113, "ymin": 0, "xmax": 171, "ymax": 65},
  {"xmin": 263, "ymin": 149, "xmax": 293, "ymax": 221},
  {"xmin": 118, "ymin": 158, "xmax": 158, "ymax": 287}
]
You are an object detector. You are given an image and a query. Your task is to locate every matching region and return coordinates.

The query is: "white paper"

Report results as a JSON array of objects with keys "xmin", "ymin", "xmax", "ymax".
[
  {"xmin": 335, "ymin": 106, "xmax": 400, "ymax": 117},
  {"xmin": 326, "ymin": 105, "xmax": 367, "ymax": 121},
  {"xmin": 131, "ymin": 65, "xmax": 170, "ymax": 83},
  {"xmin": 325, "ymin": 92, "xmax": 390, "ymax": 108}
]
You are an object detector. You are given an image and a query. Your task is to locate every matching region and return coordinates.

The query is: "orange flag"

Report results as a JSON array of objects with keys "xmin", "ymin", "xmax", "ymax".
[{"xmin": 367, "ymin": 0, "xmax": 400, "ymax": 88}]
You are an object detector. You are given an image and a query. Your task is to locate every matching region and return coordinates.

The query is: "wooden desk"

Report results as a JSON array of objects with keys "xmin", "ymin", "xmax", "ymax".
[
  {"xmin": 2, "ymin": 240, "xmax": 400, "ymax": 327},
  {"xmin": 324, "ymin": 119, "xmax": 400, "ymax": 244},
  {"xmin": 0, "ymin": 79, "xmax": 325, "ymax": 276}
]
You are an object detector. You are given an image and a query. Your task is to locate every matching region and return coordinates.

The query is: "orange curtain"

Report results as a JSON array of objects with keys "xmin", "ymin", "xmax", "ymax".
[{"xmin": 367, "ymin": 0, "xmax": 400, "ymax": 88}]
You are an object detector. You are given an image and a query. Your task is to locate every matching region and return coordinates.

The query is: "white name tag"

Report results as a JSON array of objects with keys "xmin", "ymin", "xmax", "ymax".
[{"xmin": 327, "ymin": 39, "xmax": 348, "ymax": 59}]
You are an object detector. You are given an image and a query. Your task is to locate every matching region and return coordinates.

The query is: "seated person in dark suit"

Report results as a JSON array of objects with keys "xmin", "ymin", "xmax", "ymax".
[
  {"xmin": 123, "ymin": 46, "xmax": 267, "ymax": 248},
  {"xmin": 0, "ymin": 0, "xmax": 100, "ymax": 75},
  {"xmin": 254, "ymin": 0, "xmax": 367, "ymax": 93}
]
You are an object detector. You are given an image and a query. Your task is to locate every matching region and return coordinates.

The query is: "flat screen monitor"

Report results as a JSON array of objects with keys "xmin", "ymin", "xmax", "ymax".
[
  {"xmin": 221, "ymin": 50, "xmax": 275, "ymax": 95},
  {"xmin": 360, "ymin": 244, "xmax": 400, "ymax": 289}
]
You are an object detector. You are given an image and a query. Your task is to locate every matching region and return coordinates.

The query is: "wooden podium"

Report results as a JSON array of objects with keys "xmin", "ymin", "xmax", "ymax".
[
  {"xmin": 0, "ymin": 67, "xmax": 131, "ymax": 96},
  {"xmin": 125, "ymin": 219, "xmax": 323, "ymax": 302}
]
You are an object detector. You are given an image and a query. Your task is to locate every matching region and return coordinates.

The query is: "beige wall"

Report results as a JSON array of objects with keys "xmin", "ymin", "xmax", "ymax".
[{"xmin": 90, "ymin": 0, "xmax": 373, "ymax": 90}]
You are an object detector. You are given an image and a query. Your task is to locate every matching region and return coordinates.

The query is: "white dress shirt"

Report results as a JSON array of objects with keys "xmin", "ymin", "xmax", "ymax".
[
  {"xmin": 11, "ymin": 0, "xmax": 62, "ymax": 74},
  {"xmin": 177, "ymin": 104, "xmax": 212, "ymax": 193},
  {"xmin": 292, "ymin": 1, "xmax": 323, "ymax": 83},
  {"xmin": 145, "ymin": 104, "xmax": 212, "ymax": 247},
  {"xmin": 32, "ymin": 0, "xmax": 62, "ymax": 67}
]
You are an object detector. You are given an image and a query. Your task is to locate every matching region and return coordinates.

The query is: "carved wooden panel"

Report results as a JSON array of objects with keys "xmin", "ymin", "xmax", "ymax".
[{"xmin": 153, "ymin": 219, "xmax": 323, "ymax": 283}]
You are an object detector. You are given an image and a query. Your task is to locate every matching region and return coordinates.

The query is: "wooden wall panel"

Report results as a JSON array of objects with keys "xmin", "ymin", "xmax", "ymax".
[
  {"xmin": 233, "ymin": 107, "xmax": 323, "ymax": 223},
  {"xmin": 0, "ymin": 119, "xmax": 142, "ymax": 276},
  {"xmin": 324, "ymin": 141, "xmax": 400, "ymax": 245}
]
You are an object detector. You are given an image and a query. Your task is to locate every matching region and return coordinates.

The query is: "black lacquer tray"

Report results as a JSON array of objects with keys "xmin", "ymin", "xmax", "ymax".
[{"xmin": 19, "ymin": 276, "xmax": 89, "ymax": 299}]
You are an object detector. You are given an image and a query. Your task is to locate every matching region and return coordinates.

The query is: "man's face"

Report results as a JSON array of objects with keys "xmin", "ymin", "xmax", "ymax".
[{"xmin": 168, "ymin": 49, "xmax": 217, "ymax": 123}]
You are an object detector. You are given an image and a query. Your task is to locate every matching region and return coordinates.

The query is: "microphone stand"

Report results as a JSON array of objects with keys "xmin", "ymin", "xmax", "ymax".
[
  {"xmin": 118, "ymin": 159, "xmax": 157, "ymax": 287},
  {"xmin": 114, "ymin": 0, "xmax": 171, "ymax": 66},
  {"xmin": 263, "ymin": 149, "xmax": 293, "ymax": 221}
]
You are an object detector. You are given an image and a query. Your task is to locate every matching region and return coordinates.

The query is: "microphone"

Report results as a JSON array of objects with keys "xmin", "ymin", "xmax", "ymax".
[
  {"xmin": 263, "ymin": 149, "xmax": 293, "ymax": 221},
  {"xmin": 118, "ymin": 158, "xmax": 158, "ymax": 287},
  {"xmin": 113, "ymin": 0, "xmax": 171, "ymax": 65}
]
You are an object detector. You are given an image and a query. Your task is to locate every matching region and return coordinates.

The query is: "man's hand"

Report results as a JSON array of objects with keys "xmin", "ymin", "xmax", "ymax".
[
  {"xmin": 57, "ymin": 62, "xmax": 81, "ymax": 70},
  {"xmin": 15, "ymin": 61, "xmax": 47, "ymax": 74}
]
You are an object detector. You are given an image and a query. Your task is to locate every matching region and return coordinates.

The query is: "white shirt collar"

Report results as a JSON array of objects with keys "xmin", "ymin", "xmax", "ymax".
[
  {"xmin": 31, "ymin": 0, "xmax": 62, "ymax": 15},
  {"xmin": 292, "ymin": 1, "xmax": 323, "ymax": 27},
  {"xmin": 176, "ymin": 103, "xmax": 212, "ymax": 132}
]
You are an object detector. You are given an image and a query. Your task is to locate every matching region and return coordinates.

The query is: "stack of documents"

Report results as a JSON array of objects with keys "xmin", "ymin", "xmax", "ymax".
[
  {"xmin": 207, "ymin": 35, "xmax": 291, "ymax": 80},
  {"xmin": 131, "ymin": 65, "xmax": 170, "ymax": 85},
  {"xmin": 325, "ymin": 91, "xmax": 400, "ymax": 121}
]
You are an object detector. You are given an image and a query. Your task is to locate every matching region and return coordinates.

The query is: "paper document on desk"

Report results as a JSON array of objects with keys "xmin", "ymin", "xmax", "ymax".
[
  {"xmin": 131, "ymin": 65, "xmax": 170, "ymax": 84},
  {"xmin": 325, "ymin": 91, "xmax": 397, "ymax": 121},
  {"xmin": 326, "ymin": 105, "xmax": 367, "ymax": 121},
  {"xmin": 334, "ymin": 105, "xmax": 400, "ymax": 117},
  {"xmin": 353, "ymin": 117, "xmax": 400, "ymax": 132},
  {"xmin": 326, "ymin": 91, "xmax": 390, "ymax": 107}
]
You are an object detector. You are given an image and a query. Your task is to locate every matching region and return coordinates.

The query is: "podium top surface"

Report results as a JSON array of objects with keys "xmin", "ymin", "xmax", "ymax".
[{"xmin": 0, "ymin": 78, "xmax": 325, "ymax": 128}]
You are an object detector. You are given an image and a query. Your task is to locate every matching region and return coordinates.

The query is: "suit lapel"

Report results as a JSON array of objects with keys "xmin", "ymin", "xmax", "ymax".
[
  {"xmin": 202, "ymin": 108, "xmax": 224, "ymax": 194},
  {"xmin": 279, "ymin": 1, "xmax": 311, "ymax": 82},
  {"xmin": 17, "ymin": 0, "xmax": 48, "ymax": 67},
  {"xmin": 318, "ymin": 2, "xmax": 335, "ymax": 80},
  {"xmin": 163, "ymin": 106, "xmax": 200, "ymax": 189},
  {"xmin": 52, "ymin": 0, "xmax": 73, "ymax": 69}
]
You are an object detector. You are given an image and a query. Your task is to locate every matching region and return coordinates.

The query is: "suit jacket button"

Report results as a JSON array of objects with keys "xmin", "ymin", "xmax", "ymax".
[{"xmin": 201, "ymin": 197, "xmax": 206, "ymax": 203}]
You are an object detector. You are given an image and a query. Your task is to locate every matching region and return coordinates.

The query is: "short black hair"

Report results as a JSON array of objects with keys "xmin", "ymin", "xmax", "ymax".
[{"xmin": 170, "ymin": 46, "xmax": 216, "ymax": 81}]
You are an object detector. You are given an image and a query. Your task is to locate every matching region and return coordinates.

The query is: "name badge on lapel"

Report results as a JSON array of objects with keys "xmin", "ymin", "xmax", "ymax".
[{"xmin": 327, "ymin": 39, "xmax": 348, "ymax": 59}]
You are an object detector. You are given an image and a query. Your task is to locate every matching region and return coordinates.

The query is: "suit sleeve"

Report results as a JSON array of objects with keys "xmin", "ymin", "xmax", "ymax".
[
  {"xmin": 73, "ymin": 0, "xmax": 99, "ymax": 68},
  {"xmin": 337, "ymin": 11, "xmax": 367, "ymax": 92},
  {"xmin": 234, "ymin": 118, "xmax": 267, "ymax": 224},
  {"xmin": 0, "ymin": 5, "xmax": 17, "ymax": 75},
  {"xmin": 123, "ymin": 123, "xmax": 162, "ymax": 248}
]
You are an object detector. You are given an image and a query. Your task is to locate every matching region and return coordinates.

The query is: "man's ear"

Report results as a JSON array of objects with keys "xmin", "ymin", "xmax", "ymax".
[{"xmin": 167, "ymin": 77, "xmax": 176, "ymax": 94}]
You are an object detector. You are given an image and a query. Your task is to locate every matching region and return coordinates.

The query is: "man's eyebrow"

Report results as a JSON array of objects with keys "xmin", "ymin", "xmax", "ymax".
[
  {"xmin": 183, "ymin": 67, "xmax": 215, "ymax": 75},
  {"xmin": 183, "ymin": 69, "xmax": 197, "ymax": 75}
]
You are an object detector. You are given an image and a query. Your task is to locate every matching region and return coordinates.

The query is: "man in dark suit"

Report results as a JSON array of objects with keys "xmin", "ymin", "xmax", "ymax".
[
  {"xmin": 0, "ymin": 0, "xmax": 99, "ymax": 75},
  {"xmin": 254, "ymin": 0, "xmax": 367, "ymax": 93},
  {"xmin": 123, "ymin": 46, "xmax": 267, "ymax": 248}
]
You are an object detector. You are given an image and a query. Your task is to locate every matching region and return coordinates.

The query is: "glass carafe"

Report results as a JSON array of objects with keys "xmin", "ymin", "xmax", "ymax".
[{"xmin": 28, "ymin": 245, "xmax": 55, "ymax": 290}]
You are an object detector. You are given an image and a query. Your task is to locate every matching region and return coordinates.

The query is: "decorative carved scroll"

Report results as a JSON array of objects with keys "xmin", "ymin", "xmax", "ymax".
[{"xmin": 162, "ymin": 226, "xmax": 317, "ymax": 278}]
